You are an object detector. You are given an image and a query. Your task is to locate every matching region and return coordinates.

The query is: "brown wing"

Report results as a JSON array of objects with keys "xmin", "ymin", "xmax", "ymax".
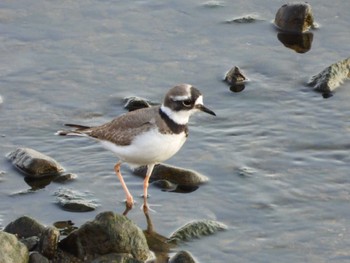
[{"xmin": 87, "ymin": 106, "xmax": 160, "ymax": 146}]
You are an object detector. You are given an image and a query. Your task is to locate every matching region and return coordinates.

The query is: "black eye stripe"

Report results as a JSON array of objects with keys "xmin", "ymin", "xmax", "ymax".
[{"xmin": 182, "ymin": 99, "xmax": 192, "ymax": 107}]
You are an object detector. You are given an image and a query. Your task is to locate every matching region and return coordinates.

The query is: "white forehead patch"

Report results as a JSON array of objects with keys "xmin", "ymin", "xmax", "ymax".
[{"xmin": 194, "ymin": 95, "xmax": 203, "ymax": 105}]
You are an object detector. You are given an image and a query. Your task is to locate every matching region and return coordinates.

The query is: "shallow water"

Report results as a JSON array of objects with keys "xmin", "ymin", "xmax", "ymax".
[{"xmin": 1, "ymin": 0, "xmax": 350, "ymax": 262}]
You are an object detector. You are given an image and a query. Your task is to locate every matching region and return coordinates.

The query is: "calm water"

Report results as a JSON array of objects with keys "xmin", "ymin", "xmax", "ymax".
[{"xmin": 1, "ymin": 0, "xmax": 350, "ymax": 262}]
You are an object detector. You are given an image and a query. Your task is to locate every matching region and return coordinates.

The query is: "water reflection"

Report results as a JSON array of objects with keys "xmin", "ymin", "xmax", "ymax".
[{"xmin": 277, "ymin": 32, "xmax": 314, "ymax": 53}]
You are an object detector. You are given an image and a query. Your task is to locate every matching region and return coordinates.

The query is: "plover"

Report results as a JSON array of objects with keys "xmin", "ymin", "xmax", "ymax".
[{"xmin": 56, "ymin": 84, "xmax": 215, "ymax": 210}]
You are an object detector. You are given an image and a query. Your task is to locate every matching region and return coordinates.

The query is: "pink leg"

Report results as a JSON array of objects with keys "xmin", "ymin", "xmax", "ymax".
[
  {"xmin": 114, "ymin": 162, "xmax": 134, "ymax": 209},
  {"xmin": 143, "ymin": 163, "xmax": 155, "ymax": 211}
]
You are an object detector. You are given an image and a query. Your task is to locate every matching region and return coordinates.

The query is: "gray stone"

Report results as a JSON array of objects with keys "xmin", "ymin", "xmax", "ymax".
[
  {"xmin": 308, "ymin": 57, "xmax": 350, "ymax": 96},
  {"xmin": 59, "ymin": 211, "xmax": 151, "ymax": 262},
  {"xmin": 225, "ymin": 14, "xmax": 260, "ymax": 24},
  {"xmin": 0, "ymin": 231, "xmax": 29, "ymax": 263},
  {"xmin": 274, "ymin": 2, "xmax": 314, "ymax": 33},
  {"xmin": 133, "ymin": 164, "xmax": 209, "ymax": 187},
  {"xmin": 7, "ymin": 148, "xmax": 64, "ymax": 178},
  {"xmin": 38, "ymin": 227, "xmax": 60, "ymax": 259},
  {"xmin": 224, "ymin": 66, "xmax": 247, "ymax": 85},
  {"xmin": 168, "ymin": 220, "xmax": 227, "ymax": 244},
  {"xmin": 5, "ymin": 216, "xmax": 46, "ymax": 238},
  {"xmin": 29, "ymin": 252, "xmax": 49, "ymax": 263},
  {"xmin": 20, "ymin": 236, "xmax": 40, "ymax": 251},
  {"xmin": 170, "ymin": 251, "xmax": 197, "ymax": 263}
]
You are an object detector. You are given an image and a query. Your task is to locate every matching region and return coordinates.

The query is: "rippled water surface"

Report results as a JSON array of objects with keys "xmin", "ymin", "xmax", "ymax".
[{"xmin": 1, "ymin": 0, "xmax": 350, "ymax": 262}]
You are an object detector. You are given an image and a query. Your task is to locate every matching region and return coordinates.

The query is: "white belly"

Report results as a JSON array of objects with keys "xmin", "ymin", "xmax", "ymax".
[{"xmin": 99, "ymin": 128, "xmax": 187, "ymax": 165}]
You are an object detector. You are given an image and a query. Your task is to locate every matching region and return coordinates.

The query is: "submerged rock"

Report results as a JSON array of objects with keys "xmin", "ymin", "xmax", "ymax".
[
  {"xmin": 54, "ymin": 188, "xmax": 99, "ymax": 212},
  {"xmin": 29, "ymin": 251, "xmax": 49, "ymax": 263},
  {"xmin": 123, "ymin": 96, "xmax": 155, "ymax": 111},
  {"xmin": 274, "ymin": 2, "xmax": 314, "ymax": 33},
  {"xmin": 0, "ymin": 231, "xmax": 29, "ymax": 263},
  {"xmin": 168, "ymin": 220, "xmax": 227, "ymax": 244},
  {"xmin": 7, "ymin": 148, "xmax": 64, "ymax": 178},
  {"xmin": 170, "ymin": 251, "xmax": 197, "ymax": 263},
  {"xmin": 225, "ymin": 14, "xmax": 260, "ymax": 24},
  {"xmin": 4, "ymin": 216, "xmax": 46, "ymax": 238},
  {"xmin": 133, "ymin": 164, "xmax": 209, "ymax": 187},
  {"xmin": 59, "ymin": 211, "xmax": 151, "ymax": 262},
  {"xmin": 308, "ymin": 57, "xmax": 350, "ymax": 97}
]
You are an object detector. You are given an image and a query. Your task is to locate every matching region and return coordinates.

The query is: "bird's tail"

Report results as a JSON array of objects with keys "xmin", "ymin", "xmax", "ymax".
[{"xmin": 55, "ymin": 124, "xmax": 91, "ymax": 136}]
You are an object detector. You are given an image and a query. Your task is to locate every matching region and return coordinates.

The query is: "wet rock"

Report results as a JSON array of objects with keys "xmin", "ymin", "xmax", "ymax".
[
  {"xmin": 29, "ymin": 252, "xmax": 49, "ymax": 263},
  {"xmin": 4, "ymin": 216, "xmax": 46, "ymax": 238},
  {"xmin": 170, "ymin": 251, "xmax": 197, "ymax": 263},
  {"xmin": 168, "ymin": 220, "xmax": 227, "ymax": 244},
  {"xmin": 225, "ymin": 14, "xmax": 260, "ymax": 24},
  {"xmin": 133, "ymin": 164, "xmax": 209, "ymax": 187},
  {"xmin": 274, "ymin": 2, "xmax": 314, "ymax": 33},
  {"xmin": 224, "ymin": 66, "xmax": 247, "ymax": 93},
  {"xmin": 91, "ymin": 253, "xmax": 143, "ymax": 263},
  {"xmin": 123, "ymin": 96, "xmax": 153, "ymax": 111},
  {"xmin": 54, "ymin": 188, "xmax": 99, "ymax": 212},
  {"xmin": 0, "ymin": 231, "xmax": 29, "ymax": 263},
  {"xmin": 277, "ymin": 31, "xmax": 313, "ymax": 53},
  {"xmin": 7, "ymin": 148, "xmax": 64, "ymax": 178},
  {"xmin": 59, "ymin": 211, "xmax": 151, "ymax": 262},
  {"xmin": 38, "ymin": 227, "xmax": 60, "ymax": 259},
  {"xmin": 307, "ymin": 57, "xmax": 350, "ymax": 97}
]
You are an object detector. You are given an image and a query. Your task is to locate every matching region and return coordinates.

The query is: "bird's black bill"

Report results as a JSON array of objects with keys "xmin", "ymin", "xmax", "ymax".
[{"xmin": 196, "ymin": 104, "xmax": 216, "ymax": 116}]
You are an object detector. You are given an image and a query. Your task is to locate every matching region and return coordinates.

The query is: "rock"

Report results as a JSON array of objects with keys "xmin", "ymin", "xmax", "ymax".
[
  {"xmin": 91, "ymin": 253, "xmax": 143, "ymax": 263},
  {"xmin": 133, "ymin": 164, "xmax": 209, "ymax": 187},
  {"xmin": 20, "ymin": 236, "xmax": 40, "ymax": 251},
  {"xmin": 51, "ymin": 249, "xmax": 83, "ymax": 263},
  {"xmin": 53, "ymin": 173, "xmax": 77, "ymax": 183},
  {"xmin": 168, "ymin": 220, "xmax": 227, "ymax": 244},
  {"xmin": 224, "ymin": 66, "xmax": 247, "ymax": 85},
  {"xmin": 0, "ymin": 231, "xmax": 29, "ymax": 263},
  {"xmin": 7, "ymin": 148, "xmax": 64, "ymax": 178},
  {"xmin": 29, "ymin": 252, "xmax": 49, "ymax": 263},
  {"xmin": 4, "ymin": 216, "xmax": 46, "ymax": 238},
  {"xmin": 38, "ymin": 227, "xmax": 60, "ymax": 259},
  {"xmin": 202, "ymin": 1, "xmax": 225, "ymax": 8},
  {"xmin": 151, "ymin": 179, "xmax": 177, "ymax": 191},
  {"xmin": 307, "ymin": 57, "xmax": 350, "ymax": 97},
  {"xmin": 123, "ymin": 96, "xmax": 154, "ymax": 111},
  {"xmin": 224, "ymin": 66, "xmax": 246, "ymax": 93},
  {"xmin": 170, "ymin": 251, "xmax": 197, "ymax": 263},
  {"xmin": 277, "ymin": 31, "xmax": 313, "ymax": 53},
  {"xmin": 274, "ymin": 2, "xmax": 315, "ymax": 33},
  {"xmin": 54, "ymin": 187, "xmax": 99, "ymax": 212},
  {"xmin": 53, "ymin": 220, "xmax": 78, "ymax": 237},
  {"xmin": 225, "ymin": 14, "xmax": 260, "ymax": 24},
  {"xmin": 59, "ymin": 211, "xmax": 151, "ymax": 262}
]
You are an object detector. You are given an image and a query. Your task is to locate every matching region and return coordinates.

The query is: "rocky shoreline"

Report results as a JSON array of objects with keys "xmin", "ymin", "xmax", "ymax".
[{"xmin": 1, "ymin": 210, "xmax": 226, "ymax": 263}]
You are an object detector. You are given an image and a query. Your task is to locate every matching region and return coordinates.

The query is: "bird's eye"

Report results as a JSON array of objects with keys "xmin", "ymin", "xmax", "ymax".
[{"xmin": 182, "ymin": 99, "xmax": 192, "ymax": 107}]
